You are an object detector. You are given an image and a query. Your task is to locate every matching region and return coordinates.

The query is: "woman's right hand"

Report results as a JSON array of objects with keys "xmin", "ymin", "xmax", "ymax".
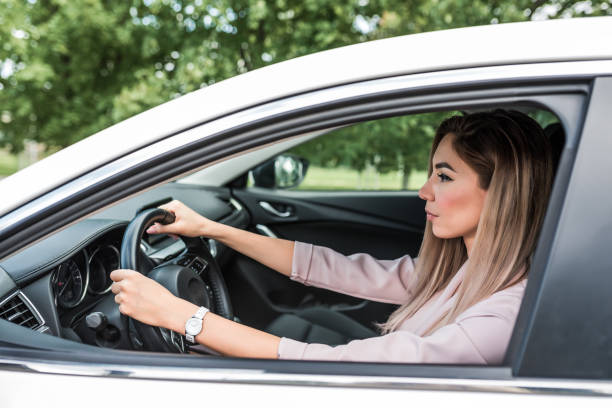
[{"xmin": 146, "ymin": 200, "xmax": 213, "ymax": 238}]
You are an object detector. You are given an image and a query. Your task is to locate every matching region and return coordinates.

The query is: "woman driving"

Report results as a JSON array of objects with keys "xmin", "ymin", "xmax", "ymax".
[{"xmin": 110, "ymin": 109, "xmax": 553, "ymax": 364}]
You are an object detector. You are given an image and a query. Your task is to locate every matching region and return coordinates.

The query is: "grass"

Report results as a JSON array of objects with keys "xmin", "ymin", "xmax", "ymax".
[
  {"xmin": 0, "ymin": 149, "xmax": 18, "ymax": 176},
  {"xmin": 297, "ymin": 166, "xmax": 427, "ymax": 191}
]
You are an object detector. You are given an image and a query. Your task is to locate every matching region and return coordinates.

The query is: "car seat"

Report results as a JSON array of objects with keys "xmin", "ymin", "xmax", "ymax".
[{"xmin": 265, "ymin": 306, "xmax": 378, "ymax": 345}]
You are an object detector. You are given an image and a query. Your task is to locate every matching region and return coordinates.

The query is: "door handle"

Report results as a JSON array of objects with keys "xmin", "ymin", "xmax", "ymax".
[{"xmin": 259, "ymin": 201, "xmax": 293, "ymax": 218}]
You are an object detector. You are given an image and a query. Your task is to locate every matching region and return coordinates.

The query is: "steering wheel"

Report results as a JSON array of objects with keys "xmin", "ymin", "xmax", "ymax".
[{"xmin": 119, "ymin": 208, "xmax": 233, "ymax": 353}]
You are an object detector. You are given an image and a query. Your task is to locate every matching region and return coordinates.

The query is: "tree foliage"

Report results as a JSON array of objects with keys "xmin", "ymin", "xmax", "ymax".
[
  {"xmin": 1, "ymin": 0, "xmax": 610, "ymax": 182},
  {"xmin": 290, "ymin": 112, "xmax": 453, "ymax": 188}
]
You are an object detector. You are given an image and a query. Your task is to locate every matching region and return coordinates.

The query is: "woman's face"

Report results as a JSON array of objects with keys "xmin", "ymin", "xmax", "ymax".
[{"xmin": 418, "ymin": 133, "xmax": 487, "ymax": 253}]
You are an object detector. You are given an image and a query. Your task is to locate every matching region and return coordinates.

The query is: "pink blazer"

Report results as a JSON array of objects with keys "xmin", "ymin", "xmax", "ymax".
[{"xmin": 277, "ymin": 242, "xmax": 526, "ymax": 364}]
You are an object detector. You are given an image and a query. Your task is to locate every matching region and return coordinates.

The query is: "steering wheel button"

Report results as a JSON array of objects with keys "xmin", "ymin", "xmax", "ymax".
[
  {"xmin": 177, "ymin": 255, "xmax": 192, "ymax": 266},
  {"xmin": 191, "ymin": 259, "xmax": 205, "ymax": 273}
]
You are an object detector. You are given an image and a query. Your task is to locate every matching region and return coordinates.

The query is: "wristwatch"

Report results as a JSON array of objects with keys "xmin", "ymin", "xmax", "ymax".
[{"xmin": 185, "ymin": 306, "xmax": 208, "ymax": 344}]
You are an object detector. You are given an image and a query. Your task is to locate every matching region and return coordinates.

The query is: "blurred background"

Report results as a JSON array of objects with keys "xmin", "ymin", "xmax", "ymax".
[{"xmin": 1, "ymin": 0, "xmax": 610, "ymax": 186}]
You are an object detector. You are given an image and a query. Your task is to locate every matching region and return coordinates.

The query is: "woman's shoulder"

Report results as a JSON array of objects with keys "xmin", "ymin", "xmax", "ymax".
[{"xmin": 456, "ymin": 279, "xmax": 527, "ymax": 323}]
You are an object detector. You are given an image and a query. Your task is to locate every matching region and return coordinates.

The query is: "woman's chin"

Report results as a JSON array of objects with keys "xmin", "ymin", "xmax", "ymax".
[{"xmin": 431, "ymin": 226, "xmax": 459, "ymax": 240}]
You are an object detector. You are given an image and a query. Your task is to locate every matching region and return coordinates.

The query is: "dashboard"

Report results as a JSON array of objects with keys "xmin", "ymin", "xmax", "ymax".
[{"xmin": 0, "ymin": 183, "xmax": 249, "ymax": 347}]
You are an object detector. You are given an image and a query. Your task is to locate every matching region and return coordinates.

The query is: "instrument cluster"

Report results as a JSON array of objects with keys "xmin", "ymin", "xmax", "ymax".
[{"xmin": 51, "ymin": 237, "xmax": 121, "ymax": 309}]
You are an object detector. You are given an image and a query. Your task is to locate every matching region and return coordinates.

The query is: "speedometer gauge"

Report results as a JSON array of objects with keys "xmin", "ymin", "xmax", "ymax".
[
  {"xmin": 88, "ymin": 245, "xmax": 119, "ymax": 295},
  {"xmin": 53, "ymin": 253, "xmax": 89, "ymax": 308}
]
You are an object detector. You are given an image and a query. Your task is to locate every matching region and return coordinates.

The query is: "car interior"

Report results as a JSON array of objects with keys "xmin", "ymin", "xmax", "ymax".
[{"xmin": 0, "ymin": 105, "xmax": 565, "ymax": 360}]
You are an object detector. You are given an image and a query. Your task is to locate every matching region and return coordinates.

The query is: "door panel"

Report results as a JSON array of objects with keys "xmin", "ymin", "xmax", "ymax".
[
  {"xmin": 233, "ymin": 187, "xmax": 425, "ymax": 258},
  {"xmin": 227, "ymin": 187, "xmax": 425, "ymax": 331}
]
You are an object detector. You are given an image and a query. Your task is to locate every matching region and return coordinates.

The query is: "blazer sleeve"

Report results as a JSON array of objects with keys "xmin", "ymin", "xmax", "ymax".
[
  {"xmin": 290, "ymin": 241, "xmax": 418, "ymax": 304},
  {"xmin": 277, "ymin": 283, "xmax": 525, "ymax": 364}
]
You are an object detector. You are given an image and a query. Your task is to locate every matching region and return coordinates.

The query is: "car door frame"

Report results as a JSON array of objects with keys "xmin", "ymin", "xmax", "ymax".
[{"xmin": 506, "ymin": 76, "xmax": 612, "ymax": 380}]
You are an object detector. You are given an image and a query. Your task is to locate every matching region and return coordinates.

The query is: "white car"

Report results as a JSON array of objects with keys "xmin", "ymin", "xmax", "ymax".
[{"xmin": 1, "ymin": 17, "xmax": 612, "ymax": 407}]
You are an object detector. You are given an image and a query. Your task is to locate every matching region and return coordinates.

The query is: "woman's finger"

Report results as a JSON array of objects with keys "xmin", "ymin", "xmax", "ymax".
[
  {"xmin": 110, "ymin": 269, "xmax": 133, "ymax": 282},
  {"xmin": 146, "ymin": 222, "xmax": 163, "ymax": 234},
  {"xmin": 147, "ymin": 222, "xmax": 181, "ymax": 236}
]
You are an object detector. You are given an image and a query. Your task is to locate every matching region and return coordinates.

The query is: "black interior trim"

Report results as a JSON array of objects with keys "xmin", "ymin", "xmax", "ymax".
[
  {"xmin": 234, "ymin": 188, "xmax": 425, "ymax": 233},
  {"xmin": 2, "ymin": 220, "xmax": 126, "ymax": 285},
  {"xmin": 503, "ymin": 90, "xmax": 590, "ymax": 369}
]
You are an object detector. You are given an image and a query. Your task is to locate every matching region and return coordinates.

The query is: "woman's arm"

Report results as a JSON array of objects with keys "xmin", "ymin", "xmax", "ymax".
[
  {"xmin": 149, "ymin": 200, "xmax": 417, "ymax": 304},
  {"xmin": 292, "ymin": 242, "xmax": 418, "ymax": 304},
  {"xmin": 147, "ymin": 200, "xmax": 294, "ymax": 277},
  {"xmin": 110, "ymin": 269, "xmax": 280, "ymax": 358}
]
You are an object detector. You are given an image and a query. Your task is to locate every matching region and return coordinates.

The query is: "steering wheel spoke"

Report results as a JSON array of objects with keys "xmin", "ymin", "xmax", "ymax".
[{"xmin": 159, "ymin": 328, "xmax": 187, "ymax": 353}]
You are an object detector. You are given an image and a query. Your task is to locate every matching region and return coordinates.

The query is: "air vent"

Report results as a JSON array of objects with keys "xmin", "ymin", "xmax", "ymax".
[{"xmin": 0, "ymin": 291, "xmax": 44, "ymax": 330}]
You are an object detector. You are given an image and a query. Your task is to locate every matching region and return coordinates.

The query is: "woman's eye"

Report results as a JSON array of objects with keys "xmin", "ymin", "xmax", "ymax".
[{"xmin": 437, "ymin": 172, "xmax": 452, "ymax": 182}]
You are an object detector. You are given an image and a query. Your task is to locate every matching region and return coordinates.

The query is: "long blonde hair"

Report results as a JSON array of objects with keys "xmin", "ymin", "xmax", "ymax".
[{"xmin": 380, "ymin": 110, "xmax": 554, "ymax": 335}]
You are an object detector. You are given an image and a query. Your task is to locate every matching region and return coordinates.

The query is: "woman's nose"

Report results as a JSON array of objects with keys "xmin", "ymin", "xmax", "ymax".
[{"xmin": 418, "ymin": 178, "xmax": 434, "ymax": 201}]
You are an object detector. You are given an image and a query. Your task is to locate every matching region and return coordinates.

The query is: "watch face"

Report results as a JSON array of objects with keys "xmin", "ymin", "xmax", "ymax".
[{"xmin": 186, "ymin": 318, "xmax": 202, "ymax": 335}]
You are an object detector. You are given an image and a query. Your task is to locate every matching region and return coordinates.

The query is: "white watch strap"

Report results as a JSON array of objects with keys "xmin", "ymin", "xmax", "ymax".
[{"xmin": 194, "ymin": 306, "xmax": 208, "ymax": 320}]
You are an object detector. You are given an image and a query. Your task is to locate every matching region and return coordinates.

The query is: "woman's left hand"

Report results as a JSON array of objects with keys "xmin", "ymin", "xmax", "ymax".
[{"xmin": 110, "ymin": 269, "xmax": 181, "ymax": 329}]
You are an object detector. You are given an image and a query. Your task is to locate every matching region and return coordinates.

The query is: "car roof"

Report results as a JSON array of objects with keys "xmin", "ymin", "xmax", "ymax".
[{"xmin": 1, "ymin": 16, "xmax": 612, "ymax": 217}]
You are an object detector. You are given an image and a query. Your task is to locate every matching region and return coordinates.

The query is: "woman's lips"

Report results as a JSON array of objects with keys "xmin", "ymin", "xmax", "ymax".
[{"xmin": 426, "ymin": 211, "xmax": 438, "ymax": 221}]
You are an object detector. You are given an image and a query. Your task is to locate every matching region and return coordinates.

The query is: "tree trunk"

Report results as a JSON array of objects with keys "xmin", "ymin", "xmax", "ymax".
[
  {"xmin": 18, "ymin": 140, "xmax": 44, "ymax": 170},
  {"xmin": 401, "ymin": 167, "xmax": 411, "ymax": 190}
]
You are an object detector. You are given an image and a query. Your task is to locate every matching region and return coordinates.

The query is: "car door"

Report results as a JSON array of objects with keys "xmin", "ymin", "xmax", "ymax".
[{"xmin": 1, "ymin": 61, "xmax": 610, "ymax": 407}]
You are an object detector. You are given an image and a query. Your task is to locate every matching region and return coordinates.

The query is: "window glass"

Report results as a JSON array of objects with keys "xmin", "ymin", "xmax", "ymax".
[
  {"xmin": 529, "ymin": 110, "xmax": 558, "ymax": 129},
  {"xmin": 286, "ymin": 111, "xmax": 457, "ymax": 191}
]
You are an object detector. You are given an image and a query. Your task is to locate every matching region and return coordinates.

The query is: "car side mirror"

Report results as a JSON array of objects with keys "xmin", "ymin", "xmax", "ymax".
[{"xmin": 250, "ymin": 154, "xmax": 309, "ymax": 189}]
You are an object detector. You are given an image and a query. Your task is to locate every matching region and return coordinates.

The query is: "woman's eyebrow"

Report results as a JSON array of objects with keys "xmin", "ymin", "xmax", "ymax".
[{"xmin": 434, "ymin": 162, "xmax": 457, "ymax": 172}]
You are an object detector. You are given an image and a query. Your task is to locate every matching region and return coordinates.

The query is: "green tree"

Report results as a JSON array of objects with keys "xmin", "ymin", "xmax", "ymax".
[{"xmin": 1, "ymin": 0, "xmax": 610, "ymax": 168}]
